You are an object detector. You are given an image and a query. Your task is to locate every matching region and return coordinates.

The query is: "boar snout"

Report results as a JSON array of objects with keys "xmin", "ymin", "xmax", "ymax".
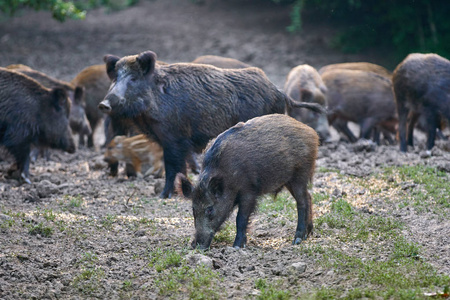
[{"xmin": 98, "ymin": 100, "xmax": 112, "ymax": 113}]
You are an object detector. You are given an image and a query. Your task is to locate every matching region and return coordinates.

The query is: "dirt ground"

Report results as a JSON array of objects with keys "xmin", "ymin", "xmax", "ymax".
[{"xmin": 0, "ymin": 0, "xmax": 449, "ymax": 299}]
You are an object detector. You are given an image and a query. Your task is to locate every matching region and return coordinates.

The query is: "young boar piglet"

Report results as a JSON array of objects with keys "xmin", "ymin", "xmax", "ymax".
[{"xmin": 176, "ymin": 114, "xmax": 319, "ymax": 250}]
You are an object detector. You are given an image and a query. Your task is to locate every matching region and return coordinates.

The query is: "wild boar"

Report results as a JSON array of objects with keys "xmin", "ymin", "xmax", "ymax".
[
  {"xmin": 321, "ymin": 68, "xmax": 397, "ymax": 144},
  {"xmin": 318, "ymin": 62, "xmax": 392, "ymax": 78},
  {"xmin": 0, "ymin": 68, "xmax": 75, "ymax": 183},
  {"xmin": 98, "ymin": 50, "xmax": 324, "ymax": 198},
  {"xmin": 103, "ymin": 134, "xmax": 164, "ymax": 178},
  {"xmin": 284, "ymin": 64, "xmax": 331, "ymax": 142},
  {"xmin": 393, "ymin": 53, "xmax": 450, "ymax": 152},
  {"xmin": 176, "ymin": 114, "xmax": 319, "ymax": 249}
]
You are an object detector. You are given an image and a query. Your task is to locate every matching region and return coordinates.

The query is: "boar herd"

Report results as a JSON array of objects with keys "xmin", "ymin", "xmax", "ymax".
[{"xmin": 1, "ymin": 50, "xmax": 449, "ymax": 249}]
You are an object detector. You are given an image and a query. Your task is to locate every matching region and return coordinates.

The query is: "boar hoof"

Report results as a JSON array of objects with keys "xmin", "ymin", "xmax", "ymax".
[
  {"xmin": 293, "ymin": 237, "xmax": 305, "ymax": 245},
  {"xmin": 21, "ymin": 173, "xmax": 32, "ymax": 184}
]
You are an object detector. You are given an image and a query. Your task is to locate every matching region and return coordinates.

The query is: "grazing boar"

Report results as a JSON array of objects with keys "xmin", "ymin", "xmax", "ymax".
[
  {"xmin": 98, "ymin": 50, "xmax": 324, "ymax": 198},
  {"xmin": 0, "ymin": 68, "xmax": 76, "ymax": 183},
  {"xmin": 191, "ymin": 55, "xmax": 252, "ymax": 69},
  {"xmin": 71, "ymin": 64, "xmax": 111, "ymax": 148},
  {"xmin": 318, "ymin": 62, "xmax": 392, "ymax": 78},
  {"xmin": 284, "ymin": 64, "xmax": 331, "ymax": 142},
  {"xmin": 321, "ymin": 68, "xmax": 398, "ymax": 144},
  {"xmin": 103, "ymin": 134, "xmax": 164, "ymax": 178},
  {"xmin": 393, "ymin": 53, "xmax": 450, "ymax": 152},
  {"xmin": 176, "ymin": 114, "xmax": 319, "ymax": 249},
  {"xmin": 6, "ymin": 64, "xmax": 91, "ymax": 141}
]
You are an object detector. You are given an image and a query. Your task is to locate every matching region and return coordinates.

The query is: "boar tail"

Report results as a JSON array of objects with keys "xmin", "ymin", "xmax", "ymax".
[{"xmin": 289, "ymin": 101, "xmax": 327, "ymax": 114}]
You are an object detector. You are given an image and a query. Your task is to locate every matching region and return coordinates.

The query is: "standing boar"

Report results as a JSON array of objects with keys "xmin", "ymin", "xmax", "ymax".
[
  {"xmin": 284, "ymin": 64, "xmax": 331, "ymax": 142},
  {"xmin": 6, "ymin": 64, "xmax": 91, "ymax": 141},
  {"xmin": 0, "ymin": 68, "xmax": 76, "ymax": 183},
  {"xmin": 191, "ymin": 55, "xmax": 252, "ymax": 69},
  {"xmin": 321, "ymin": 68, "xmax": 398, "ymax": 143},
  {"xmin": 393, "ymin": 53, "xmax": 450, "ymax": 152},
  {"xmin": 103, "ymin": 134, "xmax": 164, "ymax": 178},
  {"xmin": 318, "ymin": 62, "xmax": 392, "ymax": 78},
  {"xmin": 176, "ymin": 114, "xmax": 318, "ymax": 249},
  {"xmin": 71, "ymin": 64, "xmax": 111, "ymax": 148},
  {"xmin": 98, "ymin": 50, "xmax": 324, "ymax": 198}
]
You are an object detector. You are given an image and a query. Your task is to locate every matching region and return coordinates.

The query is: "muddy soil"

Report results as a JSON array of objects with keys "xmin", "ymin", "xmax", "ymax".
[{"xmin": 0, "ymin": 0, "xmax": 449, "ymax": 299}]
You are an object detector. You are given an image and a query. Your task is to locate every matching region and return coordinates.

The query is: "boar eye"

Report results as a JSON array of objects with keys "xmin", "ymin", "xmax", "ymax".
[{"xmin": 205, "ymin": 206, "xmax": 214, "ymax": 218}]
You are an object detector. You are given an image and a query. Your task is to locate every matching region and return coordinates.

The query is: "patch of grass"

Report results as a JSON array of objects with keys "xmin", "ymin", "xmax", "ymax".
[
  {"xmin": 312, "ymin": 191, "xmax": 329, "ymax": 204},
  {"xmin": 100, "ymin": 214, "xmax": 117, "ymax": 230},
  {"xmin": 254, "ymin": 278, "xmax": 290, "ymax": 300},
  {"xmin": 42, "ymin": 209, "xmax": 56, "ymax": 221},
  {"xmin": 28, "ymin": 222, "xmax": 53, "ymax": 237},
  {"xmin": 259, "ymin": 191, "xmax": 297, "ymax": 221},
  {"xmin": 383, "ymin": 165, "xmax": 450, "ymax": 216},
  {"xmin": 213, "ymin": 221, "xmax": 236, "ymax": 244},
  {"xmin": 149, "ymin": 247, "xmax": 222, "ymax": 299}
]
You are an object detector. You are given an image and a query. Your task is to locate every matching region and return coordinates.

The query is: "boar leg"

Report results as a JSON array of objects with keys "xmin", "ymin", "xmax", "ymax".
[
  {"xmin": 287, "ymin": 180, "xmax": 313, "ymax": 245},
  {"xmin": 161, "ymin": 145, "xmax": 189, "ymax": 199},
  {"xmin": 333, "ymin": 119, "xmax": 357, "ymax": 143},
  {"xmin": 407, "ymin": 111, "xmax": 420, "ymax": 148},
  {"xmin": 423, "ymin": 109, "xmax": 439, "ymax": 150},
  {"xmin": 10, "ymin": 144, "xmax": 32, "ymax": 184},
  {"xmin": 233, "ymin": 193, "xmax": 257, "ymax": 248}
]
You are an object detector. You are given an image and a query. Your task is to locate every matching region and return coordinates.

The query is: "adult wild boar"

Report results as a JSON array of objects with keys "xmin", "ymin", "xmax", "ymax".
[
  {"xmin": 98, "ymin": 50, "xmax": 324, "ymax": 198},
  {"xmin": 0, "ymin": 68, "xmax": 76, "ymax": 183},
  {"xmin": 393, "ymin": 53, "xmax": 450, "ymax": 152},
  {"xmin": 284, "ymin": 64, "xmax": 330, "ymax": 142},
  {"xmin": 71, "ymin": 64, "xmax": 111, "ymax": 148},
  {"xmin": 191, "ymin": 55, "xmax": 252, "ymax": 69},
  {"xmin": 321, "ymin": 68, "xmax": 397, "ymax": 144},
  {"xmin": 176, "ymin": 114, "xmax": 319, "ymax": 249},
  {"xmin": 6, "ymin": 64, "xmax": 91, "ymax": 141}
]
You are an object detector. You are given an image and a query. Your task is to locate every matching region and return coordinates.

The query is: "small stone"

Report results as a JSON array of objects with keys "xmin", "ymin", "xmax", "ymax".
[
  {"xmin": 289, "ymin": 262, "xmax": 307, "ymax": 274},
  {"xmin": 186, "ymin": 253, "xmax": 213, "ymax": 269}
]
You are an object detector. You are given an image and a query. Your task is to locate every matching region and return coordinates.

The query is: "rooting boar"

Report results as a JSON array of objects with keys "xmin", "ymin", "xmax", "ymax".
[
  {"xmin": 318, "ymin": 62, "xmax": 392, "ymax": 78},
  {"xmin": 284, "ymin": 64, "xmax": 330, "ymax": 142},
  {"xmin": 321, "ymin": 68, "xmax": 398, "ymax": 144},
  {"xmin": 176, "ymin": 114, "xmax": 319, "ymax": 250},
  {"xmin": 71, "ymin": 64, "xmax": 111, "ymax": 148},
  {"xmin": 6, "ymin": 64, "xmax": 91, "ymax": 141},
  {"xmin": 191, "ymin": 55, "xmax": 252, "ymax": 69},
  {"xmin": 393, "ymin": 53, "xmax": 450, "ymax": 152},
  {"xmin": 0, "ymin": 68, "xmax": 76, "ymax": 183},
  {"xmin": 103, "ymin": 134, "xmax": 164, "ymax": 178},
  {"xmin": 98, "ymin": 50, "xmax": 324, "ymax": 198}
]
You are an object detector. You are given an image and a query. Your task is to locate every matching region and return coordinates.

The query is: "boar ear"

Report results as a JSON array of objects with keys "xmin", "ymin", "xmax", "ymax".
[
  {"xmin": 175, "ymin": 173, "xmax": 193, "ymax": 199},
  {"xmin": 73, "ymin": 86, "xmax": 85, "ymax": 105},
  {"xmin": 300, "ymin": 88, "xmax": 314, "ymax": 103},
  {"xmin": 104, "ymin": 55, "xmax": 120, "ymax": 81},
  {"xmin": 50, "ymin": 88, "xmax": 69, "ymax": 111},
  {"xmin": 137, "ymin": 51, "xmax": 157, "ymax": 76},
  {"xmin": 208, "ymin": 176, "xmax": 224, "ymax": 198}
]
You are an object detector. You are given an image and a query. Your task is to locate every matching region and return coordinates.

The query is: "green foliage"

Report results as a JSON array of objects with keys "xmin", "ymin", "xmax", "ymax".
[
  {"xmin": 278, "ymin": 0, "xmax": 450, "ymax": 61},
  {"xmin": 0, "ymin": 0, "xmax": 86, "ymax": 21}
]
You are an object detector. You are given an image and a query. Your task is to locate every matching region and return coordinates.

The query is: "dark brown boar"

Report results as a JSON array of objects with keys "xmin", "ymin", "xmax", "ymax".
[
  {"xmin": 0, "ymin": 68, "xmax": 76, "ymax": 183},
  {"xmin": 393, "ymin": 53, "xmax": 450, "ymax": 152},
  {"xmin": 284, "ymin": 64, "xmax": 331, "ymax": 142},
  {"xmin": 176, "ymin": 114, "xmax": 319, "ymax": 249},
  {"xmin": 71, "ymin": 64, "xmax": 111, "ymax": 148},
  {"xmin": 191, "ymin": 55, "xmax": 252, "ymax": 69},
  {"xmin": 319, "ymin": 62, "xmax": 392, "ymax": 78},
  {"xmin": 321, "ymin": 68, "xmax": 397, "ymax": 143},
  {"xmin": 6, "ymin": 64, "xmax": 91, "ymax": 140},
  {"xmin": 98, "ymin": 50, "xmax": 324, "ymax": 199}
]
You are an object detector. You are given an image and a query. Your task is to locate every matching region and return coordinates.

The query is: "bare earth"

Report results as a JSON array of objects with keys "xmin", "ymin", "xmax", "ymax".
[{"xmin": 0, "ymin": 0, "xmax": 449, "ymax": 299}]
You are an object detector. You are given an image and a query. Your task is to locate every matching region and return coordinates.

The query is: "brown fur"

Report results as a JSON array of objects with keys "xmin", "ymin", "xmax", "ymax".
[
  {"xmin": 177, "ymin": 114, "xmax": 318, "ymax": 249},
  {"xmin": 319, "ymin": 62, "xmax": 392, "ymax": 78},
  {"xmin": 321, "ymin": 68, "xmax": 397, "ymax": 143},
  {"xmin": 104, "ymin": 134, "xmax": 164, "ymax": 178},
  {"xmin": 284, "ymin": 64, "xmax": 330, "ymax": 141},
  {"xmin": 191, "ymin": 55, "xmax": 251, "ymax": 69}
]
